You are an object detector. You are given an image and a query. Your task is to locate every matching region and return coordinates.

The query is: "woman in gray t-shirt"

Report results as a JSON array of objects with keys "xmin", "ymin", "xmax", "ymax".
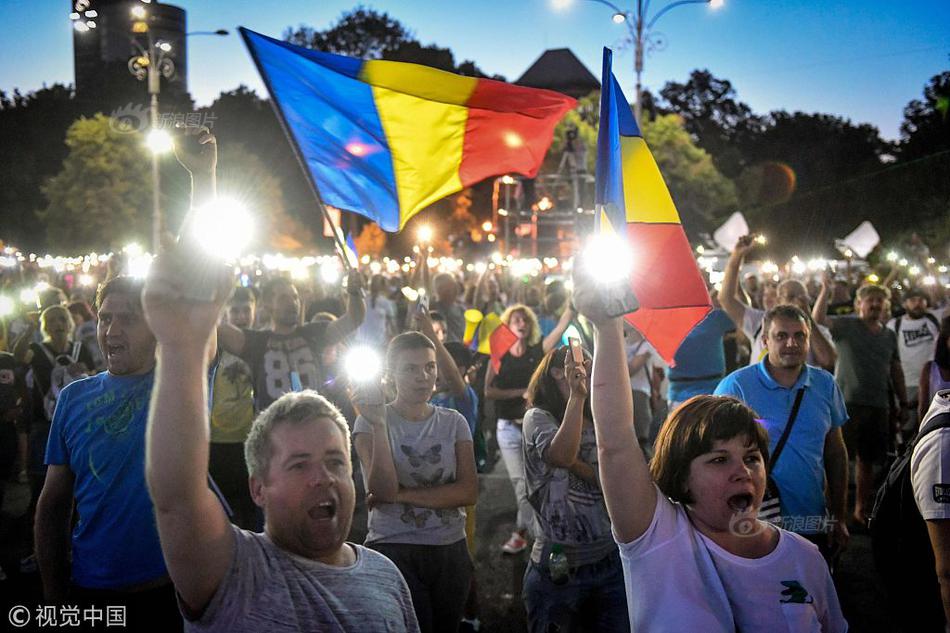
[
  {"xmin": 522, "ymin": 345, "xmax": 628, "ymax": 633},
  {"xmin": 353, "ymin": 331, "xmax": 478, "ymax": 633}
]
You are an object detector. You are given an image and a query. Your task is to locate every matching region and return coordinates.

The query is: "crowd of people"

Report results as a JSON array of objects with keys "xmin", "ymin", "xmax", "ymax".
[{"xmin": 0, "ymin": 130, "xmax": 948, "ymax": 632}]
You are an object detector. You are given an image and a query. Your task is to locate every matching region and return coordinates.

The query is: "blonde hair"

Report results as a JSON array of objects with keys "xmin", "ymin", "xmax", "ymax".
[
  {"xmin": 40, "ymin": 305, "xmax": 73, "ymax": 339},
  {"xmin": 499, "ymin": 303, "xmax": 542, "ymax": 347}
]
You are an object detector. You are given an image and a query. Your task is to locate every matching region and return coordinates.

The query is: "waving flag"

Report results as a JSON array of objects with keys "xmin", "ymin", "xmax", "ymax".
[
  {"xmin": 240, "ymin": 28, "xmax": 575, "ymax": 232},
  {"xmin": 596, "ymin": 48, "xmax": 710, "ymax": 364},
  {"xmin": 489, "ymin": 323, "xmax": 519, "ymax": 373}
]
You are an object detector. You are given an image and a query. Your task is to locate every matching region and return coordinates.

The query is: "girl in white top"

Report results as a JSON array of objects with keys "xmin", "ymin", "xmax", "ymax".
[{"xmin": 572, "ymin": 279, "xmax": 847, "ymax": 633}]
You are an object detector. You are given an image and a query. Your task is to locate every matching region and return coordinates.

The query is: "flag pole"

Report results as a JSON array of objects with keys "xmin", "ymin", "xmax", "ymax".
[{"xmin": 238, "ymin": 27, "xmax": 352, "ymax": 272}]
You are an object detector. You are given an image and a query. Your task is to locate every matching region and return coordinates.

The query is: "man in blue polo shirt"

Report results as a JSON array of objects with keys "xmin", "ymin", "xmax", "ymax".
[{"xmin": 715, "ymin": 305, "xmax": 850, "ymax": 560}]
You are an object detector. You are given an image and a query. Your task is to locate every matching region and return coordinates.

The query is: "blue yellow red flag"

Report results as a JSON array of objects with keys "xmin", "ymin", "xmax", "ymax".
[
  {"xmin": 240, "ymin": 28, "xmax": 575, "ymax": 232},
  {"xmin": 595, "ymin": 48, "xmax": 711, "ymax": 364}
]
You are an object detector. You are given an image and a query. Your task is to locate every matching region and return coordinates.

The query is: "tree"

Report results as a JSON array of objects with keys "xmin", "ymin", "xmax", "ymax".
[
  {"xmin": 640, "ymin": 114, "xmax": 738, "ymax": 234},
  {"xmin": 898, "ymin": 70, "xmax": 950, "ymax": 161},
  {"xmin": 215, "ymin": 143, "xmax": 315, "ymax": 253},
  {"xmin": 741, "ymin": 111, "xmax": 888, "ymax": 195},
  {"xmin": 0, "ymin": 84, "xmax": 82, "ymax": 250},
  {"xmin": 658, "ymin": 70, "xmax": 763, "ymax": 178},
  {"xmin": 283, "ymin": 6, "xmax": 501, "ymax": 78},
  {"xmin": 283, "ymin": 6, "xmax": 413, "ymax": 59},
  {"xmin": 40, "ymin": 114, "xmax": 151, "ymax": 252},
  {"xmin": 544, "ymin": 96, "xmax": 736, "ymax": 234}
]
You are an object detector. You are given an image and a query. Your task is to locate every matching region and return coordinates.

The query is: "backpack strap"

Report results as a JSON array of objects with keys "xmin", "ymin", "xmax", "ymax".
[
  {"xmin": 912, "ymin": 410, "xmax": 950, "ymax": 450},
  {"xmin": 924, "ymin": 312, "xmax": 940, "ymax": 329},
  {"xmin": 38, "ymin": 342, "xmax": 57, "ymax": 365},
  {"xmin": 70, "ymin": 341, "xmax": 82, "ymax": 363}
]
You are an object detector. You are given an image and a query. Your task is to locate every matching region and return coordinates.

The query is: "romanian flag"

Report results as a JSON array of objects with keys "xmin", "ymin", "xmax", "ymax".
[
  {"xmin": 595, "ymin": 49, "xmax": 710, "ymax": 364},
  {"xmin": 240, "ymin": 28, "xmax": 576, "ymax": 232}
]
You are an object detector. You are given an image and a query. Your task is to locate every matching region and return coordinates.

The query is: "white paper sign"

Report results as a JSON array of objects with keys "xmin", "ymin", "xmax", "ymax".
[
  {"xmin": 837, "ymin": 221, "xmax": 879, "ymax": 259},
  {"xmin": 713, "ymin": 212, "xmax": 750, "ymax": 252}
]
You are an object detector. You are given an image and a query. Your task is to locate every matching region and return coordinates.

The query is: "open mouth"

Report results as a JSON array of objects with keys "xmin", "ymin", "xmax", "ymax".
[
  {"xmin": 309, "ymin": 501, "xmax": 337, "ymax": 520},
  {"xmin": 727, "ymin": 493, "xmax": 754, "ymax": 513},
  {"xmin": 107, "ymin": 343, "xmax": 127, "ymax": 357}
]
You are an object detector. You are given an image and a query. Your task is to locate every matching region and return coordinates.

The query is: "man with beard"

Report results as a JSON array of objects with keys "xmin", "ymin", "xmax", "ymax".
[
  {"xmin": 815, "ymin": 283, "xmax": 907, "ymax": 525},
  {"xmin": 887, "ymin": 288, "xmax": 944, "ymax": 425},
  {"xmin": 142, "ymin": 251, "xmax": 418, "ymax": 632},
  {"xmin": 716, "ymin": 305, "xmax": 850, "ymax": 561},
  {"xmin": 217, "ymin": 273, "xmax": 365, "ymax": 412}
]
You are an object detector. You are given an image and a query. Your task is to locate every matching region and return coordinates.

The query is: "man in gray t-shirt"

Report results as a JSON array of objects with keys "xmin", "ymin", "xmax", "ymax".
[
  {"xmin": 142, "ymin": 244, "xmax": 419, "ymax": 632},
  {"xmin": 186, "ymin": 525, "xmax": 417, "ymax": 632},
  {"xmin": 818, "ymin": 283, "xmax": 908, "ymax": 524}
]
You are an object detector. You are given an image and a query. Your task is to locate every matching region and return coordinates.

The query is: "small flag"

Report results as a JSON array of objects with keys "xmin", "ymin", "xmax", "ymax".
[
  {"xmin": 489, "ymin": 323, "xmax": 519, "ymax": 373},
  {"xmin": 240, "ymin": 28, "xmax": 576, "ymax": 232},
  {"xmin": 595, "ymin": 48, "xmax": 711, "ymax": 364},
  {"xmin": 345, "ymin": 231, "xmax": 359, "ymax": 267}
]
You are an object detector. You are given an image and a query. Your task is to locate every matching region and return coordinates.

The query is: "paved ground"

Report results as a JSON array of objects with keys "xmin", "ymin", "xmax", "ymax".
[{"xmin": 1, "ymin": 461, "xmax": 896, "ymax": 632}]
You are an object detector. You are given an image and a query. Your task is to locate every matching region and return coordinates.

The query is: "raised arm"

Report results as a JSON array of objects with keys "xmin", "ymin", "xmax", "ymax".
[
  {"xmin": 812, "ymin": 271, "xmax": 832, "ymax": 327},
  {"xmin": 143, "ymin": 251, "xmax": 235, "ymax": 616},
  {"xmin": 545, "ymin": 351, "xmax": 589, "ymax": 468},
  {"xmin": 11, "ymin": 321, "xmax": 36, "ymax": 364},
  {"xmin": 352, "ymin": 391, "xmax": 399, "ymax": 505},
  {"xmin": 574, "ymin": 280, "xmax": 656, "ymax": 543},
  {"xmin": 807, "ymin": 319, "xmax": 837, "ymax": 372},
  {"xmin": 415, "ymin": 308, "xmax": 466, "ymax": 398},
  {"xmin": 215, "ymin": 322, "xmax": 246, "ymax": 356},
  {"xmin": 324, "ymin": 269, "xmax": 366, "ymax": 345},
  {"xmin": 720, "ymin": 236, "xmax": 755, "ymax": 329},
  {"xmin": 542, "ymin": 302, "xmax": 575, "ymax": 353}
]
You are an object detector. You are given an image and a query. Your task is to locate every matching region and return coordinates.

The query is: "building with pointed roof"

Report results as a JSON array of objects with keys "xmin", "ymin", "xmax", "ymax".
[{"xmin": 516, "ymin": 48, "xmax": 600, "ymax": 98}]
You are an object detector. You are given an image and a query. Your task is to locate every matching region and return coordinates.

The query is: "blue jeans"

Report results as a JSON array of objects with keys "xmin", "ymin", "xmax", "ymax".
[{"xmin": 523, "ymin": 550, "xmax": 629, "ymax": 633}]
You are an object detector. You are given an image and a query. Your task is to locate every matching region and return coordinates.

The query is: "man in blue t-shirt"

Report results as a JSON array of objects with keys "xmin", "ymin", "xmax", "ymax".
[
  {"xmin": 715, "ymin": 305, "xmax": 850, "ymax": 559},
  {"xmin": 668, "ymin": 307, "xmax": 735, "ymax": 408},
  {"xmin": 35, "ymin": 276, "xmax": 186, "ymax": 630},
  {"xmin": 35, "ymin": 126, "xmax": 219, "ymax": 631}
]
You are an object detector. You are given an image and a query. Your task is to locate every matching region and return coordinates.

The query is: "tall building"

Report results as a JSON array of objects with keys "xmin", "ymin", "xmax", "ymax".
[{"xmin": 71, "ymin": 0, "xmax": 188, "ymax": 111}]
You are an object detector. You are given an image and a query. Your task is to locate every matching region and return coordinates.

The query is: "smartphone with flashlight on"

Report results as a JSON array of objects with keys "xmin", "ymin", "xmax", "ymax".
[
  {"xmin": 574, "ymin": 237, "xmax": 640, "ymax": 318},
  {"xmin": 569, "ymin": 337, "xmax": 584, "ymax": 365}
]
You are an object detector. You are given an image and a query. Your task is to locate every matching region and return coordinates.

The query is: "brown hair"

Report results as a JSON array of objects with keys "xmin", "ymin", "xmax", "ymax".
[
  {"xmin": 525, "ymin": 345, "xmax": 592, "ymax": 423},
  {"xmin": 650, "ymin": 395, "xmax": 769, "ymax": 504},
  {"xmin": 95, "ymin": 276, "xmax": 144, "ymax": 312}
]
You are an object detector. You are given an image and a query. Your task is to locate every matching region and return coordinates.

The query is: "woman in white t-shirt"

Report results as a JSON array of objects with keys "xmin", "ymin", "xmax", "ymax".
[{"xmin": 573, "ymin": 281, "xmax": 847, "ymax": 633}]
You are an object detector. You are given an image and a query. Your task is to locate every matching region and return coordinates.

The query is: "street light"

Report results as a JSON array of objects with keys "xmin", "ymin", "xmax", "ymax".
[
  {"xmin": 556, "ymin": 0, "xmax": 723, "ymax": 121},
  {"xmin": 73, "ymin": 2, "xmax": 227, "ymax": 252}
]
